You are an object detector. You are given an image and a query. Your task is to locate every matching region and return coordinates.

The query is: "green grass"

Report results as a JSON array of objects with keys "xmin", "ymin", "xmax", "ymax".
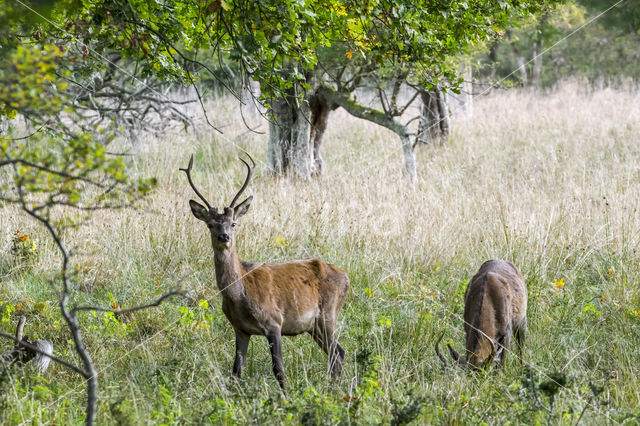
[{"xmin": 2, "ymin": 83, "xmax": 640, "ymax": 424}]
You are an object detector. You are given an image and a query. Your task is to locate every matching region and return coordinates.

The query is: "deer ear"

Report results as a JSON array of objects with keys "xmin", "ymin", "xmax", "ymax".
[
  {"xmin": 189, "ymin": 200, "xmax": 209, "ymax": 221},
  {"xmin": 233, "ymin": 196, "xmax": 252, "ymax": 219}
]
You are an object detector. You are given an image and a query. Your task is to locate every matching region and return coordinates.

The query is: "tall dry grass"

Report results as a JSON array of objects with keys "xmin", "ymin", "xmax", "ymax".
[{"xmin": 1, "ymin": 82, "xmax": 640, "ymax": 423}]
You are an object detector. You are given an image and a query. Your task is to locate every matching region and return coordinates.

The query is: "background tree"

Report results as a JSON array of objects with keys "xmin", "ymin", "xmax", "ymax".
[
  {"xmin": 301, "ymin": 0, "xmax": 559, "ymax": 182},
  {"xmin": 476, "ymin": 0, "xmax": 640, "ymax": 88},
  {"xmin": 51, "ymin": 0, "xmax": 560, "ymax": 181}
]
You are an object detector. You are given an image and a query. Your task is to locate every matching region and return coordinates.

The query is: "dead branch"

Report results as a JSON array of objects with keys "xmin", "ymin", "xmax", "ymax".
[{"xmin": 0, "ymin": 317, "xmax": 57, "ymax": 374}]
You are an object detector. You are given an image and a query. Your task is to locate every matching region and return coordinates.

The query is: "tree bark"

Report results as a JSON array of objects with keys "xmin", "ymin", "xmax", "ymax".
[
  {"xmin": 532, "ymin": 41, "xmax": 543, "ymax": 89},
  {"xmin": 511, "ymin": 44, "xmax": 528, "ymax": 86},
  {"xmin": 417, "ymin": 87, "xmax": 449, "ymax": 146},
  {"xmin": 266, "ymin": 88, "xmax": 315, "ymax": 179},
  {"xmin": 462, "ymin": 61, "xmax": 473, "ymax": 118},
  {"xmin": 266, "ymin": 86, "xmax": 338, "ymax": 178},
  {"xmin": 436, "ymin": 88, "xmax": 450, "ymax": 139},
  {"xmin": 309, "ymin": 91, "xmax": 337, "ymax": 176}
]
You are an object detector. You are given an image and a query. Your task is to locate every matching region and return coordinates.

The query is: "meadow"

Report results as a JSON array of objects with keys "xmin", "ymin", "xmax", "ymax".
[{"xmin": 1, "ymin": 82, "xmax": 640, "ymax": 424}]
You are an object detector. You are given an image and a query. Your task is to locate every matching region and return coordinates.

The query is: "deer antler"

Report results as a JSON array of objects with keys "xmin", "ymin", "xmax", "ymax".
[
  {"xmin": 180, "ymin": 155, "xmax": 213, "ymax": 211},
  {"xmin": 229, "ymin": 153, "xmax": 255, "ymax": 208},
  {"xmin": 434, "ymin": 331, "xmax": 449, "ymax": 366},
  {"xmin": 481, "ymin": 336, "xmax": 498, "ymax": 370}
]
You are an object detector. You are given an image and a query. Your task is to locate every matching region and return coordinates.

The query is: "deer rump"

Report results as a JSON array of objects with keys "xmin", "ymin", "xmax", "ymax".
[{"xmin": 437, "ymin": 259, "xmax": 527, "ymax": 369}]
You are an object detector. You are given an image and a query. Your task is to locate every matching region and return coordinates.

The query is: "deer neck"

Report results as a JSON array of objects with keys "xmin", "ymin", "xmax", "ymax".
[{"xmin": 213, "ymin": 243, "xmax": 246, "ymax": 301}]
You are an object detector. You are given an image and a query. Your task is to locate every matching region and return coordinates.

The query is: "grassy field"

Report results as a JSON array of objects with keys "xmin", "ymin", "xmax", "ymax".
[{"xmin": 1, "ymin": 83, "xmax": 640, "ymax": 424}]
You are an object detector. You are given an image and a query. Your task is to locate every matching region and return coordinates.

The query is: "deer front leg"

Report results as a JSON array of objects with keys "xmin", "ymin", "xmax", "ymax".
[
  {"xmin": 233, "ymin": 329, "xmax": 250, "ymax": 377},
  {"xmin": 266, "ymin": 330, "xmax": 286, "ymax": 393}
]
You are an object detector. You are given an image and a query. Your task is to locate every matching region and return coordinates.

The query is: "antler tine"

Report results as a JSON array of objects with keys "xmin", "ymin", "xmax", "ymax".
[
  {"xmin": 179, "ymin": 155, "xmax": 213, "ymax": 211},
  {"xmin": 482, "ymin": 337, "xmax": 498, "ymax": 369},
  {"xmin": 434, "ymin": 331, "xmax": 449, "ymax": 366},
  {"xmin": 228, "ymin": 152, "xmax": 255, "ymax": 208}
]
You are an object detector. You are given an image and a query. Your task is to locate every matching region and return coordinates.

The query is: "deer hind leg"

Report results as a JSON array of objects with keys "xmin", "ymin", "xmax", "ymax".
[
  {"xmin": 233, "ymin": 329, "xmax": 251, "ymax": 377},
  {"xmin": 311, "ymin": 319, "xmax": 345, "ymax": 380},
  {"xmin": 266, "ymin": 330, "xmax": 287, "ymax": 393},
  {"xmin": 497, "ymin": 327, "xmax": 513, "ymax": 367},
  {"xmin": 514, "ymin": 318, "xmax": 527, "ymax": 363}
]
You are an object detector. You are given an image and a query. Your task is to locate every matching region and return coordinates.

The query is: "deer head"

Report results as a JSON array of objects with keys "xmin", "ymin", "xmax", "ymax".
[
  {"xmin": 434, "ymin": 330, "xmax": 496, "ymax": 370},
  {"xmin": 181, "ymin": 154, "xmax": 255, "ymax": 251}
]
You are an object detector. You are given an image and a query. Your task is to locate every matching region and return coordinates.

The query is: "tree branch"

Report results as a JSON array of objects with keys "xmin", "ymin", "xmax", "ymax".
[{"xmin": 71, "ymin": 290, "xmax": 184, "ymax": 316}]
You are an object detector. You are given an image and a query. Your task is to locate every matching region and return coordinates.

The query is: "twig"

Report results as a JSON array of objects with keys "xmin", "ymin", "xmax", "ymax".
[{"xmin": 71, "ymin": 290, "xmax": 184, "ymax": 316}]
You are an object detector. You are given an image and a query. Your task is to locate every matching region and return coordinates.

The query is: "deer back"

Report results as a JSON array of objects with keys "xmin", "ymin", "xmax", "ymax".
[
  {"xmin": 226, "ymin": 259, "xmax": 348, "ymax": 336},
  {"xmin": 463, "ymin": 260, "xmax": 527, "ymax": 366}
]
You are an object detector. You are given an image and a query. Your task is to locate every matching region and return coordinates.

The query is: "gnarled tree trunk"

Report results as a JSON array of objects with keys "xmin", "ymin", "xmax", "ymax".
[
  {"xmin": 309, "ymin": 91, "xmax": 337, "ymax": 176},
  {"xmin": 266, "ymin": 87, "xmax": 337, "ymax": 178},
  {"xmin": 416, "ymin": 87, "xmax": 450, "ymax": 146},
  {"xmin": 266, "ymin": 88, "xmax": 314, "ymax": 178}
]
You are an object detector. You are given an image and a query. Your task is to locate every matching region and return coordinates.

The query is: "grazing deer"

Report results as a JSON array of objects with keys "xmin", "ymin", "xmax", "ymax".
[
  {"xmin": 181, "ymin": 154, "xmax": 349, "ymax": 393},
  {"xmin": 435, "ymin": 259, "xmax": 527, "ymax": 369}
]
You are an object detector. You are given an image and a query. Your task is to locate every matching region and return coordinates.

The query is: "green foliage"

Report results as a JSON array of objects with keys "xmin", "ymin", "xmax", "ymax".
[
  {"xmin": 37, "ymin": 0, "xmax": 559, "ymax": 101},
  {"xmin": 0, "ymin": 301, "xmax": 16, "ymax": 326},
  {"xmin": 0, "ymin": 44, "xmax": 68, "ymax": 119},
  {"xmin": 477, "ymin": 1, "xmax": 640, "ymax": 86}
]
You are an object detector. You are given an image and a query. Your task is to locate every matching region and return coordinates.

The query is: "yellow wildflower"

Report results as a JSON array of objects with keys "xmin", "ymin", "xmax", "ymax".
[
  {"xmin": 554, "ymin": 279, "xmax": 565, "ymax": 289},
  {"xmin": 274, "ymin": 235, "xmax": 287, "ymax": 247}
]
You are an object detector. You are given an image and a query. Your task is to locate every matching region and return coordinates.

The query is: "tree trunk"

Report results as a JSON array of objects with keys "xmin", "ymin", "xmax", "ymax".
[
  {"xmin": 488, "ymin": 42, "xmax": 499, "ymax": 82},
  {"xmin": 266, "ymin": 88, "xmax": 314, "ymax": 179},
  {"xmin": 516, "ymin": 55, "xmax": 528, "ymax": 85},
  {"xmin": 416, "ymin": 87, "xmax": 449, "ymax": 146},
  {"xmin": 309, "ymin": 91, "xmax": 336, "ymax": 176},
  {"xmin": 436, "ymin": 88, "xmax": 450, "ymax": 139},
  {"xmin": 511, "ymin": 44, "xmax": 528, "ymax": 86},
  {"xmin": 462, "ymin": 60, "xmax": 473, "ymax": 118},
  {"xmin": 532, "ymin": 41, "xmax": 543, "ymax": 89},
  {"xmin": 241, "ymin": 79, "xmax": 262, "ymax": 117},
  {"xmin": 401, "ymin": 134, "xmax": 417, "ymax": 184}
]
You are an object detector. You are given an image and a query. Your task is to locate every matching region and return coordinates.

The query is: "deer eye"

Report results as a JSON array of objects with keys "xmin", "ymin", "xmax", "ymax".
[{"xmin": 231, "ymin": 222, "xmax": 237, "ymax": 228}]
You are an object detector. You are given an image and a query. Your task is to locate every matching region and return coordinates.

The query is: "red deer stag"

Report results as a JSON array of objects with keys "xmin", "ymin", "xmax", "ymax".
[
  {"xmin": 181, "ymin": 154, "xmax": 349, "ymax": 393},
  {"xmin": 436, "ymin": 259, "xmax": 527, "ymax": 369}
]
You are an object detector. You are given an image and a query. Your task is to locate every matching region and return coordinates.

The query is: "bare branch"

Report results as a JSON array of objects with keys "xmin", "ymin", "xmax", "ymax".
[
  {"xmin": 0, "ymin": 159, "xmax": 107, "ymax": 188},
  {"xmin": 71, "ymin": 290, "xmax": 183, "ymax": 316}
]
